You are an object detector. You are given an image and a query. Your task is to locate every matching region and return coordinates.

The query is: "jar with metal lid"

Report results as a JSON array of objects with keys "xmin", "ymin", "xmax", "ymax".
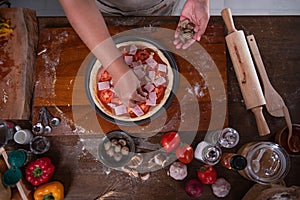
[
  {"xmin": 237, "ymin": 141, "xmax": 290, "ymax": 184},
  {"xmin": 204, "ymin": 128, "xmax": 240, "ymax": 148},
  {"xmin": 194, "ymin": 141, "xmax": 222, "ymax": 165}
]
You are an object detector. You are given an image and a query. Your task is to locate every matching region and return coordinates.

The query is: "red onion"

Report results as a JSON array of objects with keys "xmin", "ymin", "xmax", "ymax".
[{"xmin": 185, "ymin": 179, "xmax": 204, "ymax": 198}]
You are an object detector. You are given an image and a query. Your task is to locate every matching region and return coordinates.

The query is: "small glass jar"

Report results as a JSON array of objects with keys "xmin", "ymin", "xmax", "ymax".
[
  {"xmin": 30, "ymin": 136, "xmax": 50, "ymax": 154},
  {"xmin": 220, "ymin": 153, "xmax": 247, "ymax": 170},
  {"xmin": 194, "ymin": 141, "xmax": 222, "ymax": 165},
  {"xmin": 204, "ymin": 128, "xmax": 239, "ymax": 148},
  {"xmin": 237, "ymin": 142, "xmax": 290, "ymax": 184}
]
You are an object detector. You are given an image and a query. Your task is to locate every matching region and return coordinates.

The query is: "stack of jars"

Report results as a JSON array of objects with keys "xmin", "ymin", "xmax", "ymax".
[{"xmin": 195, "ymin": 128, "xmax": 247, "ymax": 171}]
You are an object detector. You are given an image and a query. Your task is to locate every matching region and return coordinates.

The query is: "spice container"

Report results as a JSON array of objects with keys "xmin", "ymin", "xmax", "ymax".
[
  {"xmin": 194, "ymin": 141, "xmax": 222, "ymax": 165},
  {"xmin": 204, "ymin": 128, "xmax": 239, "ymax": 148},
  {"xmin": 237, "ymin": 142, "xmax": 290, "ymax": 184},
  {"xmin": 220, "ymin": 153, "xmax": 247, "ymax": 170},
  {"xmin": 30, "ymin": 136, "xmax": 50, "ymax": 154}
]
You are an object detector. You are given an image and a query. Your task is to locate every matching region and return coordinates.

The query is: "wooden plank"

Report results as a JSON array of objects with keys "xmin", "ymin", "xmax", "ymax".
[
  {"xmin": 0, "ymin": 8, "xmax": 38, "ymax": 120},
  {"xmin": 32, "ymin": 20, "xmax": 227, "ymax": 135}
]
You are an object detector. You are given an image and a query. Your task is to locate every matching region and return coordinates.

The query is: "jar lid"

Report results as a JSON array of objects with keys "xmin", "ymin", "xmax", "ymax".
[
  {"xmin": 2, "ymin": 167, "xmax": 22, "ymax": 186},
  {"xmin": 230, "ymin": 155, "xmax": 247, "ymax": 170},
  {"xmin": 247, "ymin": 142, "xmax": 290, "ymax": 184},
  {"xmin": 8, "ymin": 149, "xmax": 27, "ymax": 167},
  {"xmin": 204, "ymin": 145, "xmax": 222, "ymax": 164}
]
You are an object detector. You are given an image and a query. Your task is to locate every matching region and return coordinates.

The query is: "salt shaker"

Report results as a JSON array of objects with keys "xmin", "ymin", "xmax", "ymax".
[
  {"xmin": 194, "ymin": 141, "xmax": 222, "ymax": 165},
  {"xmin": 204, "ymin": 128, "xmax": 239, "ymax": 148}
]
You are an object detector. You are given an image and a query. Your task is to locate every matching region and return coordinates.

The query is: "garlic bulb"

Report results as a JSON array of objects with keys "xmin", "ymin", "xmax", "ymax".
[{"xmin": 168, "ymin": 162, "xmax": 187, "ymax": 180}]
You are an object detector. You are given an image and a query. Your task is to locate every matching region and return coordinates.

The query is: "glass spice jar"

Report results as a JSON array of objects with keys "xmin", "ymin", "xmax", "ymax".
[
  {"xmin": 204, "ymin": 128, "xmax": 240, "ymax": 148},
  {"xmin": 194, "ymin": 141, "xmax": 222, "ymax": 165}
]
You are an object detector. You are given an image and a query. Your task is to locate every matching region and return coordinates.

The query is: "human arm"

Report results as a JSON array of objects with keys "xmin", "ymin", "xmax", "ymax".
[
  {"xmin": 59, "ymin": 0, "xmax": 145, "ymax": 106},
  {"xmin": 174, "ymin": 0, "xmax": 210, "ymax": 49}
]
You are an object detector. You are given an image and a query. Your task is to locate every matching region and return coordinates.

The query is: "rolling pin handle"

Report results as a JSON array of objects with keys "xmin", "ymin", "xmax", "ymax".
[
  {"xmin": 251, "ymin": 106, "xmax": 270, "ymax": 136},
  {"xmin": 221, "ymin": 8, "xmax": 237, "ymax": 34}
]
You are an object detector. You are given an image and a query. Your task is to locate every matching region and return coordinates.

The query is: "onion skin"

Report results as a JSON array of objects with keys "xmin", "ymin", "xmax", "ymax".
[
  {"xmin": 211, "ymin": 178, "xmax": 231, "ymax": 197},
  {"xmin": 169, "ymin": 162, "xmax": 187, "ymax": 180},
  {"xmin": 185, "ymin": 179, "xmax": 204, "ymax": 198}
]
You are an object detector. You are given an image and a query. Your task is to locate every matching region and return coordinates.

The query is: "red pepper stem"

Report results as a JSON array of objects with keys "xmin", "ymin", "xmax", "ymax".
[{"xmin": 33, "ymin": 167, "xmax": 43, "ymax": 177}]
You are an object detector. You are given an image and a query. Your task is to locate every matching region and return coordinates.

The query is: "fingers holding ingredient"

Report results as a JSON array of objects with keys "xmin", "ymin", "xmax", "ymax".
[
  {"xmin": 174, "ymin": 19, "xmax": 196, "ymax": 49},
  {"xmin": 114, "ymin": 69, "xmax": 146, "ymax": 107}
]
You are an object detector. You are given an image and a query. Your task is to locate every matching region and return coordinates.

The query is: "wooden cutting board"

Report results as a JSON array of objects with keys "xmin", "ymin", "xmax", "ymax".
[
  {"xmin": 32, "ymin": 20, "xmax": 227, "ymax": 135},
  {"xmin": 0, "ymin": 8, "xmax": 38, "ymax": 120}
]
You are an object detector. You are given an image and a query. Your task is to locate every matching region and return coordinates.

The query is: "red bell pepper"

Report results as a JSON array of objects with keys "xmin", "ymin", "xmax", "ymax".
[{"xmin": 25, "ymin": 157, "xmax": 55, "ymax": 186}]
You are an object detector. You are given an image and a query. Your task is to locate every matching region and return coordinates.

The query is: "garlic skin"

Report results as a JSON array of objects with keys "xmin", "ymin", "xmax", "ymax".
[
  {"xmin": 211, "ymin": 178, "xmax": 231, "ymax": 197},
  {"xmin": 168, "ymin": 162, "xmax": 187, "ymax": 180}
]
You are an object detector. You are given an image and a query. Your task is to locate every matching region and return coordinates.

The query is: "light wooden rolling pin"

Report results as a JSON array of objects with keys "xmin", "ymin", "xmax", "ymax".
[{"xmin": 221, "ymin": 8, "xmax": 270, "ymax": 136}]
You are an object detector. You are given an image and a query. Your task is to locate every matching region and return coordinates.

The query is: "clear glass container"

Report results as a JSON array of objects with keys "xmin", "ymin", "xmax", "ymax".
[
  {"xmin": 204, "ymin": 128, "xmax": 239, "ymax": 148},
  {"xmin": 194, "ymin": 141, "xmax": 222, "ymax": 165},
  {"xmin": 237, "ymin": 142, "xmax": 290, "ymax": 184}
]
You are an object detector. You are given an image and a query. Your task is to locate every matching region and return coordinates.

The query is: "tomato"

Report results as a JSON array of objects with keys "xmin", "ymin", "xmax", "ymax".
[
  {"xmin": 161, "ymin": 131, "xmax": 180, "ymax": 152},
  {"xmin": 98, "ymin": 89, "xmax": 114, "ymax": 103},
  {"xmin": 154, "ymin": 85, "xmax": 166, "ymax": 104},
  {"xmin": 134, "ymin": 49, "xmax": 150, "ymax": 63},
  {"xmin": 197, "ymin": 165, "xmax": 217, "ymax": 184},
  {"xmin": 176, "ymin": 144, "xmax": 194, "ymax": 164},
  {"xmin": 139, "ymin": 102, "xmax": 150, "ymax": 114},
  {"xmin": 98, "ymin": 70, "xmax": 112, "ymax": 82}
]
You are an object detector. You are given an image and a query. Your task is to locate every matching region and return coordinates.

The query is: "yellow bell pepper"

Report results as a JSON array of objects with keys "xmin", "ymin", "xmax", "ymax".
[{"xmin": 34, "ymin": 181, "xmax": 64, "ymax": 200}]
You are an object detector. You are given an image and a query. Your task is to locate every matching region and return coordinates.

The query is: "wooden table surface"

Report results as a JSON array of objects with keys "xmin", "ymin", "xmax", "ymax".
[
  {"xmin": 32, "ymin": 16, "xmax": 227, "ymax": 136},
  {"xmin": 9, "ymin": 16, "xmax": 300, "ymax": 199}
]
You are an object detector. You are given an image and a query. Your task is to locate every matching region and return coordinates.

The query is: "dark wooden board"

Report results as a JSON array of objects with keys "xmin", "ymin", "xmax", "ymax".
[{"xmin": 0, "ymin": 8, "xmax": 38, "ymax": 120}]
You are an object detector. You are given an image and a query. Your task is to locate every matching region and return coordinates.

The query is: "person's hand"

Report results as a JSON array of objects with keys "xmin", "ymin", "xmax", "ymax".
[
  {"xmin": 174, "ymin": 0, "xmax": 210, "ymax": 49},
  {"xmin": 104, "ymin": 56, "xmax": 146, "ymax": 107},
  {"xmin": 113, "ymin": 69, "xmax": 146, "ymax": 107}
]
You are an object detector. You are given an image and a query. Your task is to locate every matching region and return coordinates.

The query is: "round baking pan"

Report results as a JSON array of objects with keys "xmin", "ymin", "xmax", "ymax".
[{"xmin": 85, "ymin": 35, "xmax": 179, "ymax": 126}]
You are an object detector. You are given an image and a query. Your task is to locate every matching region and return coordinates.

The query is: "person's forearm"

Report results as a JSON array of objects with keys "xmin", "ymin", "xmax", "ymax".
[
  {"xmin": 59, "ymin": 0, "xmax": 129, "ymax": 79},
  {"xmin": 59, "ymin": 0, "xmax": 110, "ymax": 49}
]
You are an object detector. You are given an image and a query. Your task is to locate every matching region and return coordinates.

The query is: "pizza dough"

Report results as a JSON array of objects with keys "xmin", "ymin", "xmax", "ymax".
[{"xmin": 89, "ymin": 40, "xmax": 174, "ymax": 122}]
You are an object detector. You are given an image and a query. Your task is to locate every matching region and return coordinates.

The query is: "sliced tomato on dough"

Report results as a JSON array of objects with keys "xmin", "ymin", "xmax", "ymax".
[
  {"xmin": 139, "ymin": 102, "xmax": 151, "ymax": 114},
  {"xmin": 154, "ymin": 85, "xmax": 166, "ymax": 104},
  {"xmin": 98, "ymin": 89, "xmax": 114, "ymax": 103},
  {"xmin": 98, "ymin": 70, "xmax": 112, "ymax": 82}
]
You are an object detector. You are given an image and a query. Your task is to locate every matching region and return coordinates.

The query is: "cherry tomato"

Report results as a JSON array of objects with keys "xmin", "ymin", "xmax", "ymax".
[
  {"xmin": 197, "ymin": 165, "xmax": 217, "ymax": 184},
  {"xmin": 154, "ymin": 85, "xmax": 166, "ymax": 104},
  {"xmin": 161, "ymin": 131, "xmax": 180, "ymax": 152},
  {"xmin": 98, "ymin": 70, "xmax": 112, "ymax": 82},
  {"xmin": 176, "ymin": 144, "xmax": 194, "ymax": 164},
  {"xmin": 98, "ymin": 89, "xmax": 114, "ymax": 103}
]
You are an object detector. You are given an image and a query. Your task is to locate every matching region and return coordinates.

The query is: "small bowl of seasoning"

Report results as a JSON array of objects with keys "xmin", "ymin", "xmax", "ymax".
[
  {"xmin": 98, "ymin": 130, "xmax": 135, "ymax": 168},
  {"xmin": 275, "ymin": 124, "xmax": 300, "ymax": 157}
]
